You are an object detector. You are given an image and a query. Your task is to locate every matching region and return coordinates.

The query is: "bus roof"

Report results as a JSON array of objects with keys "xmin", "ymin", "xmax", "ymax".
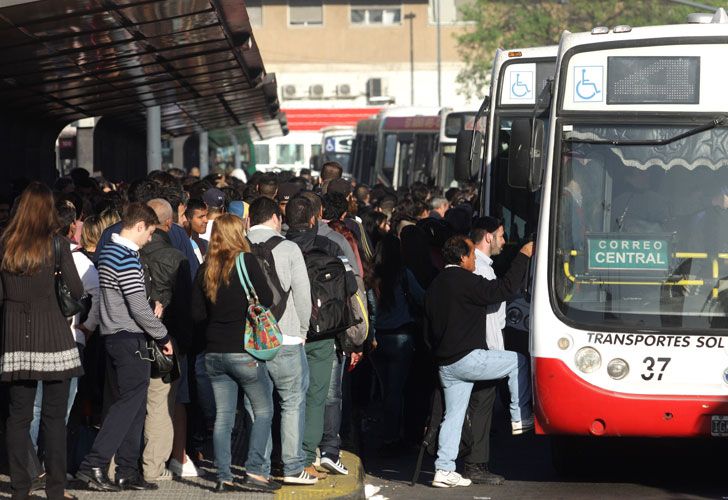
[{"xmin": 492, "ymin": 45, "xmax": 558, "ymax": 107}]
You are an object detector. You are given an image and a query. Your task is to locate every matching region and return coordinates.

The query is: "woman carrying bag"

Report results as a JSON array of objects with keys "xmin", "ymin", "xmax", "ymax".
[
  {"xmin": 190, "ymin": 214, "xmax": 281, "ymax": 493},
  {"xmin": 0, "ymin": 182, "xmax": 84, "ymax": 500}
]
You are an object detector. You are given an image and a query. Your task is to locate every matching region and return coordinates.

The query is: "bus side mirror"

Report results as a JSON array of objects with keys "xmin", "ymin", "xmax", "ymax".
[
  {"xmin": 508, "ymin": 118, "xmax": 545, "ymax": 192},
  {"xmin": 454, "ymin": 129, "xmax": 483, "ymax": 182}
]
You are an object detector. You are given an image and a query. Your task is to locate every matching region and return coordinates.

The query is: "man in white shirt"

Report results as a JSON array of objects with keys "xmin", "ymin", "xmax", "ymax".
[{"xmin": 459, "ymin": 216, "xmax": 508, "ymax": 486}]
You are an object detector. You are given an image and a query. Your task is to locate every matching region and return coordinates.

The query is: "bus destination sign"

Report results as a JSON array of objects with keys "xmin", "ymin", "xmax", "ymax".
[
  {"xmin": 587, "ymin": 236, "xmax": 669, "ymax": 272},
  {"xmin": 606, "ymin": 56, "xmax": 700, "ymax": 105}
]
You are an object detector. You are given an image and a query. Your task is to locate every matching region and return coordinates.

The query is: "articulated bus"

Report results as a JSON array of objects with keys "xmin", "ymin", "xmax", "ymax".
[
  {"xmin": 350, "ymin": 107, "xmax": 441, "ymax": 188},
  {"xmin": 518, "ymin": 10, "xmax": 728, "ymax": 440},
  {"xmin": 253, "ymin": 131, "xmax": 322, "ymax": 174},
  {"xmin": 438, "ymin": 107, "xmax": 478, "ymax": 188}
]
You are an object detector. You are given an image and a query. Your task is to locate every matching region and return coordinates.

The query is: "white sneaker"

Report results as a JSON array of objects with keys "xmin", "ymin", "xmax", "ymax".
[
  {"xmin": 320, "ymin": 455, "xmax": 349, "ymax": 475},
  {"xmin": 512, "ymin": 416, "xmax": 535, "ymax": 435},
  {"xmin": 146, "ymin": 468, "xmax": 174, "ymax": 481},
  {"xmin": 432, "ymin": 470, "xmax": 472, "ymax": 488},
  {"xmin": 168, "ymin": 456, "xmax": 199, "ymax": 477},
  {"xmin": 283, "ymin": 468, "xmax": 318, "ymax": 485}
]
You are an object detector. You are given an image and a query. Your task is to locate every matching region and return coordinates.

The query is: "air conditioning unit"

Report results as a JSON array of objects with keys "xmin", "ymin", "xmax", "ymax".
[
  {"xmin": 366, "ymin": 78, "xmax": 382, "ymax": 99},
  {"xmin": 336, "ymin": 83, "xmax": 351, "ymax": 97},
  {"xmin": 282, "ymin": 84, "xmax": 297, "ymax": 98},
  {"xmin": 309, "ymin": 84, "xmax": 324, "ymax": 99}
]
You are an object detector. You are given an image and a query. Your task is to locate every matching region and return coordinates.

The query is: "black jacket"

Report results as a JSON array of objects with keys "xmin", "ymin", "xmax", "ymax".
[
  {"xmin": 286, "ymin": 225, "xmax": 343, "ymax": 258},
  {"xmin": 140, "ymin": 230, "xmax": 193, "ymax": 353},
  {"xmin": 425, "ymin": 253, "xmax": 529, "ymax": 366}
]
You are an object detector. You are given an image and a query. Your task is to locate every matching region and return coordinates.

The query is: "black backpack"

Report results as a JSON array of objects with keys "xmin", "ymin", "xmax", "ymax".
[
  {"xmin": 303, "ymin": 247, "xmax": 356, "ymax": 341},
  {"xmin": 249, "ymin": 236, "xmax": 290, "ymax": 322}
]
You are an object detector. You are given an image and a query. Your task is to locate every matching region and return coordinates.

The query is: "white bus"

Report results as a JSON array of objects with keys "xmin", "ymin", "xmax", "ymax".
[
  {"xmin": 507, "ymin": 10, "xmax": 728, "ymax": 440},
  {"xmin": 253, "ymin": 131, "xmax": 322, "ymax": 174},
  {"xmin": 350, "ymin": 107, "xmax": 441, "ymax": 188},
  {"xmin": 319, "ymin": 126, "xmax": 356, "ymax": 176}
]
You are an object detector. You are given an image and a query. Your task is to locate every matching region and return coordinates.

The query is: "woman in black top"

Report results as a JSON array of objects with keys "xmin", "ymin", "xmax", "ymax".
[
  {"xmin": 0, "ymin": 182, "xmax": 84, "ymax": 500},
  {"xmin": 190, "ymin": 214, "xmax": 279, "ymax": 493}
]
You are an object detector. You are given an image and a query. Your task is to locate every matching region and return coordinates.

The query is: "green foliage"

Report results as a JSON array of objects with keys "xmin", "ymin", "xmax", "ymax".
[{"xmin": 455, "ymin": 0, "xmax": 697, "ymax": 99}]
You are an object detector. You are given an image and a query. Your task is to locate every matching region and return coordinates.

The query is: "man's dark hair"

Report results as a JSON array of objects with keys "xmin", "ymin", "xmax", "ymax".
[
  {"xmin": 127, "ymin": 179, "xmax": 160, "ymax": 204},
  {"xmin": 121, "ymin": 202, "xmax": 159, "ymax": 230},
  {"xmin": 184, "ymin": 198, "xmax": 207, "ymax": 220},
  {"xmin": 249, "ymin": 196, "xmax": 281, "ymax": 227},
  {"xmin": 321, "ymin": 162, "xmax": 343, "ymax": 182},
  {"xmin": 257, "ymin": 173, "xmax": 278, "ymax": 199},
  {"xmin": 411, "ymin": 182, "xmax": 430, "ymax": 204},
  {"xmin": 411, "ymin": 201, "xmax": 429, "ymax": 219},
  {"xmin": 55, "ymin": 202, "xmax": 76, "ymax": 236},
  {"xmin": 442, "ymin": 234, "xmax": 472, "ymax": 266},
  {"xmin": 470, "ymin": 216, "xmax": 503, "ymax": 245},
  {"xmin": 445, "ymin": 187, "xmax": 460, "ymax": 203},
  {"xmin": 298, "ymin": 191, "xmax": 322, "ymax": 218},
  {"xmin": 286, "ymin": 196, "xmax": 314, "ymax": 230},
  {"xmin": 354, "ymin": 184, "xmax": 370, "ymax": 203},
  {"xmin": 323, "ymin": 192, "xmax": 348, "ymax": 221},
  {"xmin": 166, "ymin": 168, "xmax": 186, "ymax": 180}
]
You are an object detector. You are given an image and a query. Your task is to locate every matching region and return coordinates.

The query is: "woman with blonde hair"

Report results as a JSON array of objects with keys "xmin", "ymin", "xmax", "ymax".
[
  {"xmin": 0, "ymin": 182, "xmax": 84, "ymax": 500},
  {"xmin": 190, "ymin": 214, "xmax": 279, "ymax": 493}
]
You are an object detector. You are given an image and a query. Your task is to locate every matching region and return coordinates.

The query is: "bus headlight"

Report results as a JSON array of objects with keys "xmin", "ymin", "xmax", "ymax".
[
  {"xmin": 607, "ymin": 358, "xmax": 629, "ymax": 380},
  {"xmin": 575, "ymin": 347, "xmax": 601, "ymax": 373},
  {"xmin": 557, "ymin": 337, "xmax": 571, "ymax": 350}
]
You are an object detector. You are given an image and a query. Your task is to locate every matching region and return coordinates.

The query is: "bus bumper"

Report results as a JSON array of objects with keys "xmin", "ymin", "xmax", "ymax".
[{"xmin": 533, "ymin": 357, "xmax": 728, "ymax": 437}]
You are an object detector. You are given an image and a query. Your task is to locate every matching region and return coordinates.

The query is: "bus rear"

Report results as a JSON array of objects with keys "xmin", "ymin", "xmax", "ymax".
[{"xmin": 530, "ymin": 12, "xmax": 728, "ymax": 438}]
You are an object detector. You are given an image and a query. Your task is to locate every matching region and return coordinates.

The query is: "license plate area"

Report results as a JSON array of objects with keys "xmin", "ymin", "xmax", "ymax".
[{"xmin": 711, "ymin": 415, "xmax": 728, "ymax": 437}]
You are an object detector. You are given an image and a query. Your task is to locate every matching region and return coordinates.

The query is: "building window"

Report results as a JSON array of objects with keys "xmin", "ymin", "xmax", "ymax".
[
  {"xmin": 429, "ymin": 0, "xmax": 474, "ymax": 24},
  {"xmin": 289, "ymin": 1, "xmax": 323, "ymax": 26},
  {"xmin": 247, "ymin": 0, "xmax": 262, "ymax": 27},
  {"xmin": 351, "ymin": 6, "xmax": 402, "ymax": 25}
]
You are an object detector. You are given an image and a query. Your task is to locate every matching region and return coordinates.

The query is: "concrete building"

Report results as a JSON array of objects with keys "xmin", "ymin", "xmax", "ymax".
[{"xmin": 250, "ymin": 0, "xmax": 478, "ymax": 123}]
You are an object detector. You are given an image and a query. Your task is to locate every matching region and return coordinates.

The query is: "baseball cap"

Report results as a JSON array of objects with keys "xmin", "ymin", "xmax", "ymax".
[
  {"xmin": 228, "ymin": 200, "xmax": 248, "ymax": 219},
  {"xmin": 203, "ymin": 188, "xmax": 225, "ymax": 209}
]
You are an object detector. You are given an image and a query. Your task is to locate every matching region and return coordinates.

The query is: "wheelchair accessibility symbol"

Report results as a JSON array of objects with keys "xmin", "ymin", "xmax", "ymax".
[
  {"xmin": 509, "ymin": 71, "xmax": 534, "ymax": 101},
  {"xmin": 574, "ymin": 66, "xmax": 603, "ymax": 102}
]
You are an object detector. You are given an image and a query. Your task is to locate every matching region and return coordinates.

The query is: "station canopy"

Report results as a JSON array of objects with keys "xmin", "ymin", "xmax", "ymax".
[{"xmin": 0, "ymin": 0, "xmax": 284, "ymax": 140}]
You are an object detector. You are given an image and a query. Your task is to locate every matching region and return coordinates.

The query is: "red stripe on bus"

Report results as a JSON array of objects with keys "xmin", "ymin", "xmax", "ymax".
[{"xmin": 281, "ymin": 108, "xmax": 381, "ymax": 131}]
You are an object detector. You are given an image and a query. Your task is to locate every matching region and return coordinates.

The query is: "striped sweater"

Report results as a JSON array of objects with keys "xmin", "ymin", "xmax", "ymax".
[{"xmin": 98, "ymin": 234, "xmax": 169, "ymax": 344}]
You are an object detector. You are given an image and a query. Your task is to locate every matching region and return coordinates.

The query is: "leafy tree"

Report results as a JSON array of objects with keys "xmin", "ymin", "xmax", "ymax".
[{"xmin": 455, "ymin": 0, "xmax": 697, "ymax": 98}]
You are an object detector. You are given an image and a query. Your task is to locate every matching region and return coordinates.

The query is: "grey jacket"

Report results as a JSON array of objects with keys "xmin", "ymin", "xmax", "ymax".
[
  {"xmin": 317, "ymin": 220, "xmax": 361, "ymax": 276},
  {"xmin": 248, "ymin": 225, "xmax": 311, "ymax": 340}
]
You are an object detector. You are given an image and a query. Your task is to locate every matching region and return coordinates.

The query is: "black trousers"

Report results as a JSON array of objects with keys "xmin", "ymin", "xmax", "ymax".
[
  {"xmin": 6, "ymin": 378, "xmax": 70, "ymax": 500},
  {"xmin": 461, "ymin": 380, "xmax": 497, "ymax": 465},
  {"xmin": 79, "ymin": 333, "xmax": 150, "ymax": 479}
]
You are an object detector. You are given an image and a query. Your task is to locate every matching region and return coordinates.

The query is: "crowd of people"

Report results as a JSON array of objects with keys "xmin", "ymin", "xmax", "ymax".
[{"xmin": 0, "ymin": 162, "xmax": 534, "ymax": 499}]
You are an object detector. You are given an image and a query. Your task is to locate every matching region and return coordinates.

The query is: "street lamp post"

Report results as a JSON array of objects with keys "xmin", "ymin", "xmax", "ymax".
[
  {"xmin": 435, "ymin": 0, "xmax": 442, "ymax": 107},
  {"xmin": 404, "ymin": 12, "xmax": 416, "ymax": 106}
]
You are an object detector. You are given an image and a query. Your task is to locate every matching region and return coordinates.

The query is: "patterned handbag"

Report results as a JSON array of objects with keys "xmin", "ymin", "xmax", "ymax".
[{"xmin": 235, "ymin": 252, "xmax": 283, "ymax": 361}]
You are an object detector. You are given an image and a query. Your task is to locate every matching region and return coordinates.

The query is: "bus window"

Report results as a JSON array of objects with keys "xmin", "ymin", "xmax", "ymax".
[
  {"xmin": 277, "ymin": 144, "xmax": 303, "ymax": 165},
  {"xmin": 412, "ymin": 133, "xmax": 437, "ymax": 184},
  {"xmin": 382, "ymin": 133, "xmax": 398, "ymax": 184},
  {"xmin": 255, "ymin": 144, "xmax": 270, "ymax": 165}
]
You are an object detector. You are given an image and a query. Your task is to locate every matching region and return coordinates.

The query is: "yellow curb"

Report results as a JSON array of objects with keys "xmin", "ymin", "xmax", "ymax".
[{"xmin": 275, "ymin": 451, "xmax": 364, "ymax": 500}]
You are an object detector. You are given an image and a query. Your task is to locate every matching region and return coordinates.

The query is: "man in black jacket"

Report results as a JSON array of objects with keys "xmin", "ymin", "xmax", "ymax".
[{"xmin": 425, "ymin": 235, "xmax": 533, "ymax": 489}]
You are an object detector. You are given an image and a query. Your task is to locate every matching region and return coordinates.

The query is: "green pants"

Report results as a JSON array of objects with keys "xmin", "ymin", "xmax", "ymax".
[{"xmin": 302, "ymin": 338, "xmax": 335, "ymax": 465}]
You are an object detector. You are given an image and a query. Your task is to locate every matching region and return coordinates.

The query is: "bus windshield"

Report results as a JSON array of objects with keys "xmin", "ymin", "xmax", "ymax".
[{"xmin": 553, "ymin": 123, "xmax": 728, "ymax": 332}]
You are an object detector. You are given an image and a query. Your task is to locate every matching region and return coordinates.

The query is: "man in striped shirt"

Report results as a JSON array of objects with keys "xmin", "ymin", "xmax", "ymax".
[{"xmin": 77, "ymin": 203, "xmax": 173, "ymax": 492}]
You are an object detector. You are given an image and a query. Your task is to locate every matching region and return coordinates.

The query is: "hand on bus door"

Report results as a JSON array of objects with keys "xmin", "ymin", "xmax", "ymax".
[{"xmin": 520, "ymin": 241, "xmax": 534, "ymax": 258}]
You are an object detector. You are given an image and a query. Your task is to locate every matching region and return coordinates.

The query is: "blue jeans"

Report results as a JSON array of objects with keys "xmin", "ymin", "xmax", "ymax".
[
  {"xmin": 370, "ymin": 332, "xmax": 414, "ymax": 442},
  {"xmin": 195, "ymin": 352, "xmax": 216, "ymax": 425},
  {"xmin": 266, "ymin": 344, "xmax": 309, "ymax": 476},
  {"xmin": 205, "ymin": 352, "xmax": 274, "ymax": 480},
  {"xmin": 30, "ymin": 344, "xmax": 82, "ymax": 448},
  {"xmin": 435, "ymin": 349, "xmax": 531, "ymax": 471},
  {"xmin": 320, "ymin": 353, "xmax": 346, "ymax": 458}
]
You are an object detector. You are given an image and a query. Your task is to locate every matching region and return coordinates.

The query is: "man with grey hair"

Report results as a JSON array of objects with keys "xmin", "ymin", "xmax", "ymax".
[
  {"xmin": 430, "ymin": 197, "xmax": 450, "ymax": 219},
  {"xmin": 140, "ymin": 198, "xmax": 194, "ymax": 481}
]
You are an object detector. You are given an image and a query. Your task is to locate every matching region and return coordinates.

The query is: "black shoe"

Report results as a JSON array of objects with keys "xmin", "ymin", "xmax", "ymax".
[
  {"xmin": 463, "ymin": 462, "xmax": 505, "ymax": 485},
  {"xmin": 115, "ymin": 475, "xmax": 159, "ymax": 491},
  {"xmin": 76, "ymin": 467, "xmax": 121, "ymax": 492},
  {"xmin": 214, "ymin": 481, "xmax": 240, "ymax": 493},
  {"xmin": 241, "ymin": 475, "xmax": 282, "ymax": 492}
]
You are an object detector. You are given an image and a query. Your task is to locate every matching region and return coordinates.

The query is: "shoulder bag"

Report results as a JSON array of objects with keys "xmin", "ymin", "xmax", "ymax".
[{"xmin": 53, "ymin": 237, "xmax": 90, "ymax": 318}]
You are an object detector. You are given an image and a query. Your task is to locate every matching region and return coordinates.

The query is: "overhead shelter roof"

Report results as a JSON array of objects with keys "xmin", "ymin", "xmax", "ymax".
[{"xmin": 0, "ymin": 0, "xmax": 285, "ymax": 140}]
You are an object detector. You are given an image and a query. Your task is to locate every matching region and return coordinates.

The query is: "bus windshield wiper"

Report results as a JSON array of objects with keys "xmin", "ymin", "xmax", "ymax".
[{"xmin": 566, "ymin": 115, "xmax": 728, "ymax": 146}]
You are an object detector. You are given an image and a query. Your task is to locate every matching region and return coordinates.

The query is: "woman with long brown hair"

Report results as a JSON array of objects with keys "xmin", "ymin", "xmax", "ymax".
[
  {"xmin": 190, "ymin": 214, "xmax": 279, "ymax": 493},
  {"xmin": 0, "ymin": 182, "xmax": 84, "ymax": 500}
]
